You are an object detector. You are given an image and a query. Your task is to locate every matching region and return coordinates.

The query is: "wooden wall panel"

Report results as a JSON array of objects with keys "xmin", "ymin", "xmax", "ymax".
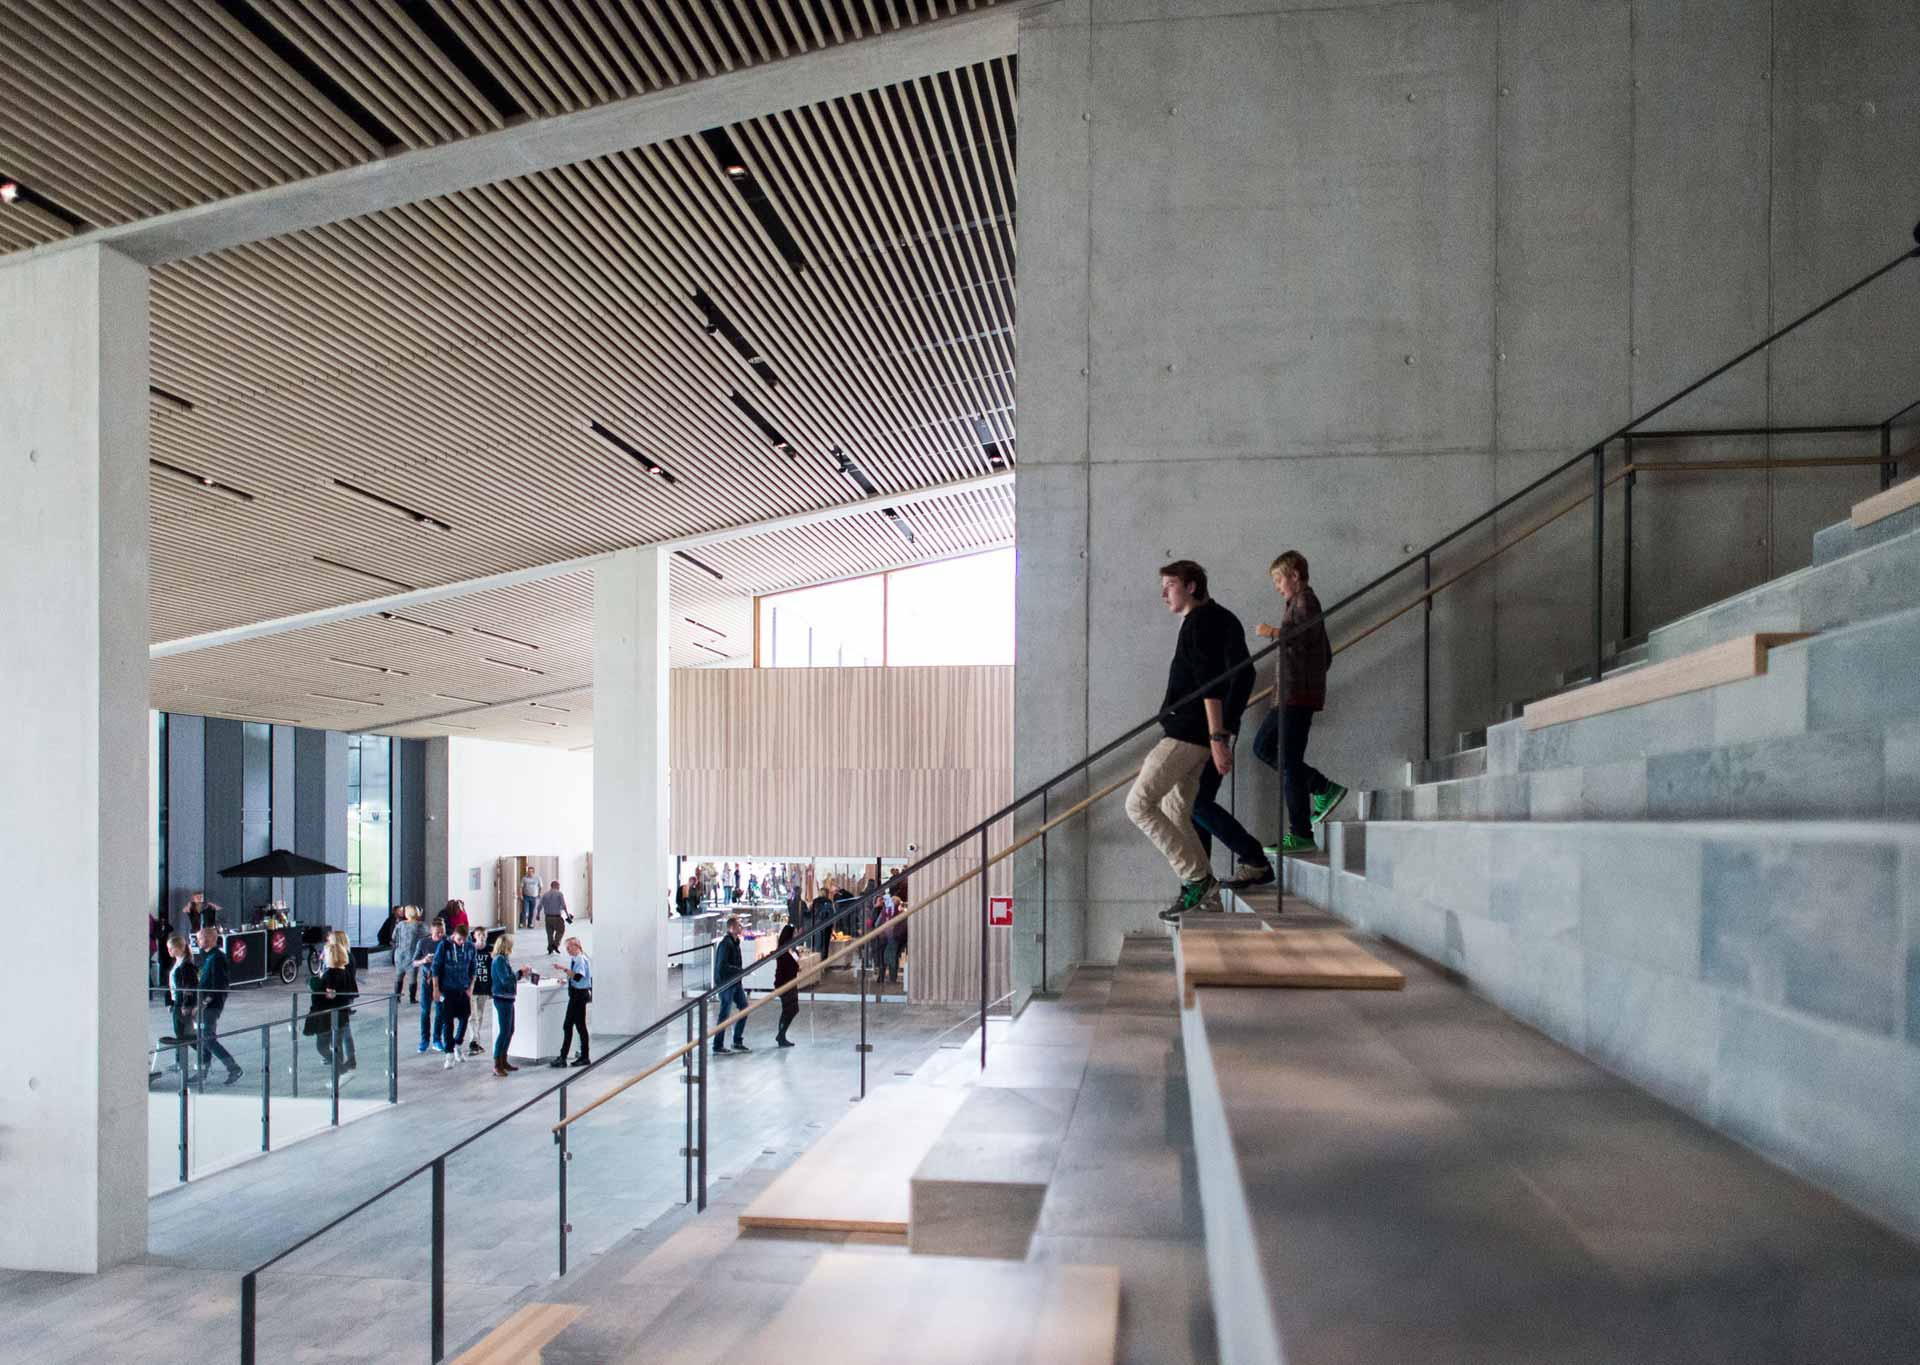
[{"xmin": 670, "ymin": 666, "xmax": 1013, "ymax": 1004}]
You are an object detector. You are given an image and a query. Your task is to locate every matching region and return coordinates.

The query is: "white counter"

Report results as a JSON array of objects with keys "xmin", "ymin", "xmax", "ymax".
[{"xmin": 507, "ymin": 978, "xmax": 568, "ymax": 1059}]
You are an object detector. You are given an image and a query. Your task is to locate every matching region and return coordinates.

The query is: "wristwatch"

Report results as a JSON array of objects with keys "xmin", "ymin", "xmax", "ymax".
[{"xmin": 1209, "ymin": 732, "xmax": 1232, "ymax": 742}]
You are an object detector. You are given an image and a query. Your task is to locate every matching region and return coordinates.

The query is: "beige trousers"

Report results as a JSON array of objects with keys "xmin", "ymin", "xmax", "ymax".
[{"xmin": 1125, "ymin": 737, "xmax": 1213, "ymax": 884}]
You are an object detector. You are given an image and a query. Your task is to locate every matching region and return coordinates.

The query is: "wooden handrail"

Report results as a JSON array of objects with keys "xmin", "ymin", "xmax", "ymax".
[{"xmin": 558, "ymin": 444, "xmax": 1896, "ymax": 1133}]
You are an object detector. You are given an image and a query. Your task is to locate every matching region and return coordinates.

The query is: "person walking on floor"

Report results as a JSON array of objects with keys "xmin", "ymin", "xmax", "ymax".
[
  {"xmin": 192, "ymin": 926, "xmax": 243, "ymax": 1085},
  {"xmin": 1127, "ymin": 559, "xmax": 1250, "ymax": 925},
  {"xmin": 488, "ymin": 934, "xmax": 528, "ymax": 1077},
  {"xmin": 164, "ymin": 933, "xmax": 196, "ymax": 1074},
  {"xmin": 1252, "ymin": 550, "xmax": 1348, "ymax": 857},
  {"xmin": 711, "ymin": 916, "xmax": 750, "ymax": 1054},
  {"xmin": 520, "ymin": 865, "xmax": 541, "ymax": 929},
  {"xmin": 772, "ymin": 924, "xmax": 801, "ymax": 1047},
  {"xmin": 551, "ymin": 936, "xmax": 593, "ymax": 1068},
  {"xmin": 431, "ymin": 923, "xmax": 476, "ymax": 1068},
  {"xmin": 809, "ymin": 885, "xmax": 835, "ymax": 963},
  {"xmin": 306, "ymin": 941, "xmax": 359, "ymax": 1073},
  {"xmin": 538, "ymin": 880, "xmax": 570, "ymax": 953},
  {"xmin": 467, "ymin": 926, "xmax": 493, "ymax": 1059},
  {"xmin": 413, "ymin": 918, "xmax": 446, "ymax": 1051},
  {"xmin": 391, "ymin": 905, "xmax": 424, "ymax": 1001}
]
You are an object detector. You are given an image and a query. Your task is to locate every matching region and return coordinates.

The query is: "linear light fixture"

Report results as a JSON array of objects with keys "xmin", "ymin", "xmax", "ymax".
[
  {"xmin": 684, "ymin": 617, "xmax": 726, "ymax": 638},
  {"xmin": 332, "ymin": 479, "xmax": 453, "ymax": 532},
  {"xmin": 329, "ymin": 656, "xmax": 410, "ymax": 677},
  {"xmin": 473, "ymin": 627, "xmax": 539, "ymax": 651},
  {"xmin": 213, "ymin": 0, "xmax": 400, "ymax": 149},
  {"xmin": 699, "ymin": 128, "xmax": 807, "ymax": 273},
  {"xmin": 380, "ymin": 610, "xmax": 454, "ymax": 637},
  {"xmin": 587, "ymin": 420, "xmax": 677, "ymax": 483},
  {"xmin": 434, "ymin": 721, "xmax": 479, "ymax": 732},
  {"xmin": 484, "ymin": 657, "xmax": 547, "ymax": 676},
  {"xmin": 149, "ymin": 385, "xmax": 195, "ymax": 413},
  {"xmin": 882, "ymin": 506, "xmax": 917, "ymax": 545},
  {"xmin": 692, "ymin": 641, "xmax": 729, "ymax": 658},
  {"xmin": 694, "ymin": 290, "xmax": 779, "ymax": 387},
  {"xmin": 729, "ymin": 391, "xmax": 792, "ymax": 455},
  {"xmin": 432, "ymin": 693, "xmax": 489, "ymax": 705},
  {"xmin": 224, "ymin": 711, "xmax": 298, "ymax": 725},
  {"xmin": 529, "ymin": 701, "xmax": 572, "ymax": 714},
  {"xmin": 833, "ymin": 447, "xmax": 879, "ymax": 497},
  {"xmin": 308, "ymin": 692, "xmax": 383, "ymax": 708},
  {"xmin": 972, "ymin": 416, "xmax": 1010, "ymax": 470},
  {"xmin": 0, "ymin": 172, "xmax": 85, "ymax": 229},
  {"xmin": 315, "ymin": 556, "xmax": 416, "ymax": 592},
  {"xmin": 395, "ymin": 0, "xmax": 522, "ymax": 119},
  {"xmin": 527, "ymin": 718, "xmax": 566, "ymax": 728},
  {"xmin": 674, "ymin": 550, "xmax": 724, "ymax": 581},
  {"xmin": 150, "ymin": 458, "xmax": 255, "ymax": 504}
]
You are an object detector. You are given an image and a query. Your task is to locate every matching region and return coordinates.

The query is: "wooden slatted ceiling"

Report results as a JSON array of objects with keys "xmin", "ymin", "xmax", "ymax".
[
  {"xmin": 149, "ymin": 481, "xmax": 1014, "ymax": 743},
  {"xmin": 145, "ymin": 56, "xmax": 1016, "ymax": 644},
  {"xmin": 0, "ymin": 0, "xmax": 1006, "ymax": 244}
]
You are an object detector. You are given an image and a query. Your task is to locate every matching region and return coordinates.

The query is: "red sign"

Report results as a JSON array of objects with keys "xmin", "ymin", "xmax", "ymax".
[
  {"xmin": 270, "ymin": 931, "xmax": 288, "ymax": 956},
  {"xmin": 988, "ymin": 896, "xmax": 1014, "ymax": 928},
  {"xmin": 229, "ymin": 937, "xmax": 248, "ymax": 963}
]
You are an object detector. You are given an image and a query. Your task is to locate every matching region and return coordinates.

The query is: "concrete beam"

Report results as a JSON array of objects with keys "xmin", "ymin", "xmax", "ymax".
[
  {"xmin": 149, "ymin": 472, "xmax": 1013, "ymax": 659},
  {"xmin": 10, "ymin": 5, "xmax": 1026, "ymax": 269}
]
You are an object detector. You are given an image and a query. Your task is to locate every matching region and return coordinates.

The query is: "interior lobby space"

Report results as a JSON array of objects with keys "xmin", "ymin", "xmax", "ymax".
[{"xmin": 6, "ymin": 2, "xmax": 1920, "ymax": 1362}]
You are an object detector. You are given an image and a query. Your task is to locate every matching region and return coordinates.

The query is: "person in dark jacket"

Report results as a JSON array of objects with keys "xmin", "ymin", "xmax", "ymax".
[
  {"xmin": 467, "ymin": 927, "xmax": 492, "ymax": 1059},
  {"xmin": 306, "ymin": 941, "xmax": 358, "ymax": 1072},
  {"xmin": 431, "ymin": 925, "xmax": 476, "ymax": 1067},
  {"xmin": 192, "ymin": 926, "xmax": 243, "ymax": 1085},
  {"xmin": 488, "ymin": 934, "xmax": 528, "ymax": 1077},
  {"xmin": 711, "ymin": 917, "xmax": 750, "ymax": 1054},
  {"xmin": 1251, "ymin": 550, "xmax": 1347, "ymax": 854},
  {"xmin": 163, "ymin": 933, "xmax": 196, "ymax": 1073},
  {"xmin": 809, "ymin": 889, "xmax": 835, "ymax": 963},
  {"xmin": 413, "ymin": 918, "xmax": 446, "ymax": 1052},
  {"xmin": 772, "ymin": 924, "xmax": 801, "ymax": 1047}
]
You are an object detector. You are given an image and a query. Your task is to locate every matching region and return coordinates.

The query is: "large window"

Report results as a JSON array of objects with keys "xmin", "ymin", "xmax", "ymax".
[
  {"xmin": 347, "ymin": 734, "xmax": 392, "ymax": 943},
  {"xmin": 757, "ymin": 548, "xmax": 1014, "ymax": 668}
]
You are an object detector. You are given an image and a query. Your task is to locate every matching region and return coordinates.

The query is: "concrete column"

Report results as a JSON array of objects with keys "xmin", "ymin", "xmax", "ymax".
[
  {"xmin": 203, "ymin": 718, "xmax": 245, "ymax": 910},
  {"xmin": 0, "ymin": 244, "xmax": 149, "ymax": 1272},
  {"xmin": 592, "ymin": 546, "xmax": 670, "ymax": 1032},
  {"xmin": 423, "ymin": 735, "xmax": 450, "ymax": 910},
  {"xmin": 294, "ymin": 727, "xmax": 348, "ymax": 934},
  {"xmin": 166, "ymin": 712, "xmax": 206, "ymax": 923}
]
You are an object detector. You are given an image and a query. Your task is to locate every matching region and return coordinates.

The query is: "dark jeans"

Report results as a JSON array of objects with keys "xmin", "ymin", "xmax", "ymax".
[
  {"xmin": 315, "ymin": 1014, "xmax": 357, "ymax": 1069},
  {"xmin": 1252, "ymin": 705, "xmax": 1328, "ymax": 838},
  {"xmin": 1190, "ymin": 749, "xmax": 1269, "ymax": 867},
  {"xmin": 420, "ymin": 989, "xmax": 438, "ymax": 1046},
  {"xmin": 437, "ymin": 989, "xmax": 470, "ymax": 1049},
  {"xmin": 545, "ymin": 916, "xmax": 565, "ymax": 953},
  {"xmin": 713, "ymin": 982, "xmax": 748, "ymax": 1048},
  {"xmin": 776, "ymin": 990, "xmax": 799, "ymax": 1040},
  {"xmin": 493, "ymin": 999, "xmax": 515, "ymax": 1063},
  {"xmin": 561, "ymin": 989, "xmax": 590, "ymax": 1061},
  {"xmin": 197, "ymin": 1006, "xmax": 238, "ymax": 1078},
  {"xmin": 521, "ymin": 894, "xmax": 537, "ymax": 928}
]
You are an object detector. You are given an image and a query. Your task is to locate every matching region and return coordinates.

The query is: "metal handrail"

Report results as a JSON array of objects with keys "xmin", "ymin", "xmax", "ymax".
[{"xmin": 239, "ymin": 224, "xmax": 1920, "ymax": 1363}]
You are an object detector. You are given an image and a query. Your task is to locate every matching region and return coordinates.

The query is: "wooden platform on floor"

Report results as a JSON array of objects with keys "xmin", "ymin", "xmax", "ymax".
[
  {"xmin": 451, "ymin": 1303, "xmax": 582, "ymax": 1364},
  {"xmin": 1176, "ymin": 927, "xmax": 1404, "ymax": 1005},
  {"xmin": 1523, "ymin": 631, "xmax": 1807, "ymax": 730},
  {"xmin": 743, "ymin": 1252, "xmax": 1121, "ymax": 1365},
  {"xmin": 736, "ymin": 1082, "xmax": 969, "ymax": 1235}
]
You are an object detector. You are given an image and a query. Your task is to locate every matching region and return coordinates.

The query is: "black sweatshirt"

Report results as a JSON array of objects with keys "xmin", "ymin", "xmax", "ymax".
[{"xmin": 1159, "ymin": 598, "xmax": 1253, "ymax": 744}]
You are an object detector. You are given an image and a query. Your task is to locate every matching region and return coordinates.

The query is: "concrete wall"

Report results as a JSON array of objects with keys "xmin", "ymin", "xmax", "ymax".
[
  {"xmin": 444, "ymin": 736, "xmax": 594, "ymax": 928},
  {"xmin": 1013, "ymin": 0, "xmax": 1920, "ymax": 974}
]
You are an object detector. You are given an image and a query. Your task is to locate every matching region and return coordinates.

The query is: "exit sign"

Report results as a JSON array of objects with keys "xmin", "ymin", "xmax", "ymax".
[{"xmin": 988, "ymin": 896, "xmax": 1014, "ymax": 928}]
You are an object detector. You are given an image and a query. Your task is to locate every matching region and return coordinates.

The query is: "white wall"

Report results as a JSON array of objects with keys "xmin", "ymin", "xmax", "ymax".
[{"xmin": 445, "ymin": 737, "xmax": 593, "ymax": 927}]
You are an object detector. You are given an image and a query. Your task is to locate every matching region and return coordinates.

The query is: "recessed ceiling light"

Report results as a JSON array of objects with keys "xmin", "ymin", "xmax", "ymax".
[
  {"xmin": 314, "ymin": 556, "xmax": 416, "ymax": 592},
  {"xmin": 380, "ymin": 611, "xmax": 454, "ymax": 637},
  {"xmin": 150, "ymin": 458, "xmax": 253, "ymax": 503},
  {"xmin": 432, "ymin": 693, "xmax": 489, "ymax": 705},
  {"xmin": 724, "ymin": 163, "xmax": 747, "ymax": 178},
  {"xmin": 329, "ymin": 657, "xmax": 409, "ymax": 677},
  {"xmin": 0, "ymin": 183, "xmax": 16, "ymax": 204},
  {"xmin": 587, "ymin": 420, "xmax": 677, "ymax": 484},
  {"xmin": 308, "ymin": 692, "xmax": 383, "ymax": 708},
  {"xmin": 529, "ymin": 702, "xmax": 572, "ymax": 714},
  {"xmin": 331, "ymin": 479, "xmax": 452, "ymax": 532},
  {"xmin": 483, "ymin": 657, "xmax": 546, "ymax": 676},
  {"xmin": 472, "ymin": 627, "xmax": 539, "ymax": 651}
]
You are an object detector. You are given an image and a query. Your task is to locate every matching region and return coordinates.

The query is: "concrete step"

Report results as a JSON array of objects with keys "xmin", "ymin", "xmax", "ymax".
[
  {"xmin": 1649, "ymin": 514, "xmax": 1920, "ymax": 663},
  {"xmin": 1813, "ymin": 478, "xmax": 1920, "ymax": 564},
  {"xmin": 1361, "ymin": 603, "xmax": 1920, "ymax": 824},
  {"xmin": 1300, "ymin": 816, "xmax": 1920, "ymax": 1250},
  {"xmin": 910, "ymin": 1085, "xmax": 1075, "ymax": 1260},
  {"xmin": 1405, "ymin": 745, "xmax": 1487, "ymax": 787}
]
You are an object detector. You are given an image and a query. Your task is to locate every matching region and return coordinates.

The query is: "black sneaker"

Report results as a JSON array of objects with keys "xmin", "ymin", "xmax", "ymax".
[
  {"xmin": 776, "ymin": 1038, "xmax": 795, "ymax": 1048},
  {"xmin": 733, "ymin": 1041, "xmax": 751, "ymax": 1053},
  {"xmin": 569, "ymin": 1056, "xmax": 591, "ymax": 1067},
  {"xmin": 712, "ymin": 1045, "xmax": 730, "ymax": 1054},
  {"xmin": 223, "ymin": 1069, "xmax": 244, "ymax": 1087},
  {"xmin": 549, "ymin": 1057, "xmax": 568, "ymax": 1068}
]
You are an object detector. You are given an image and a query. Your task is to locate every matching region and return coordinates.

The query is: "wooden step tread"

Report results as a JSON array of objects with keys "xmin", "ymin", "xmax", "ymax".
[
  {"xmin": 738, "ymin": 1083, "xmax": 969, "ymax": 1235},
  {"xmin": 1523, "ymin": 632, "xmax": 1808, "ymax": 731},
  {"xmin": 452, "ymin": 1302, "xmax": 582, "ymax": 1364},
  {"xmin": 1850, "ymin": 472, "xmax": 1920, "ymax": 529},
  {"xmin": 1178, "ymin": 927, "xmax": 1405, "ymax": 1005},
  {"xmin": 742, "ymin": 1252, "xmax": 1121, "ymax": 1365}
]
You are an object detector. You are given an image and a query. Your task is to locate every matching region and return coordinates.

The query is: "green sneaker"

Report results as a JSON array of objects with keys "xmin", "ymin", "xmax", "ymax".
[
  {"xmin": 1158, "ymin": 874, "xmax": 1220, "ymax": 923},
  {"xmin": 1311, "ymin": 783, "xmax": 1350, "ymax": 827},
  {"xmin": 1277, "ymin": 833, "xmax": 1317, "ymax": 856}
]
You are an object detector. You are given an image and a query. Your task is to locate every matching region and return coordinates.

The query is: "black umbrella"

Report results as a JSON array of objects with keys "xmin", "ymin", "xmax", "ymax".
[{"xmin": 219, "ymin": 849, "xmax": 347, "ymax": 880}]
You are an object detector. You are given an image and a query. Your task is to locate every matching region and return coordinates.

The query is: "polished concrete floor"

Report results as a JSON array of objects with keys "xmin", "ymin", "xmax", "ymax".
[{"xmin": 6, "ymin": 963, "xmax": 980, "ymax": 1365}]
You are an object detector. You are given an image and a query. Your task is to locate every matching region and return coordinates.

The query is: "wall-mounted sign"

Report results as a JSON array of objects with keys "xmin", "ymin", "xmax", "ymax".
[{"xmin": 988, "ymin": 895, "xmax": 1013, "ymax": 928}]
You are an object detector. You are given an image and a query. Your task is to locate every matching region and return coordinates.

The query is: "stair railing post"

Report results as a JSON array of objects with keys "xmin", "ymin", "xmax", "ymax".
[
  {"xmin": 683, "ymin": 1009, "xmax": 694, "ymax": 1205},
  {"xmin": 979, "ymin": 827, "xmax": 990, "ymax": 1070},
  {"xmin": 1882, "ymin": 420, "xmax": 1895, "ymax": 492},
  {"xmin": 857, "ymin": 918, "xmax": 869, "ymax": 1099},
  {"xmin": 1039, "ymin": 788, "xmax": 1049, "ymax": 994},
  {"xmin": 260, "ymin": 1025, "xmax": 271, "ymax": 1152},
  {"xmin": 387, "ymin": 992, "xmax": 398, "ymax": 1104},
  {"xmin": 1274, "ymin": 623, "xmax": 1287, "ymax": 869},
  {"xmin": 696, "ymin": 995, "xmax": 709, "ymax": 1213},
  {"xmin": 1421, "ymin": 552, "xmax": 1433, "ymax": 763},
  {"xmin": 430, "ymin": 1158, "xmax": 446, "ymax": 1361},
  {"xmin": 289, "ymin": 994, "xmax": 299, "ymax": 1098},
  {"xmin": 329, "ymin": 1008, "xmax": 340, "ymax": 1128},
  {"xmin": 177, "ymin": 1039, "xmax": 190, "ymax": 1183},
  {"xmin": 1591, "ymin": 444, "xmax": 1606, "ymax": 685},
  {"xmin": 556, "ymin": 1085, "xmax": 569, "ymax": 1278},
  {"xmin": 1623, "ymin": 440, "xmax": 1637, "ymax": 642},
  {"xmin": 240, "ymin": 1271, "xmax": 257, "ymax": 1365}
]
